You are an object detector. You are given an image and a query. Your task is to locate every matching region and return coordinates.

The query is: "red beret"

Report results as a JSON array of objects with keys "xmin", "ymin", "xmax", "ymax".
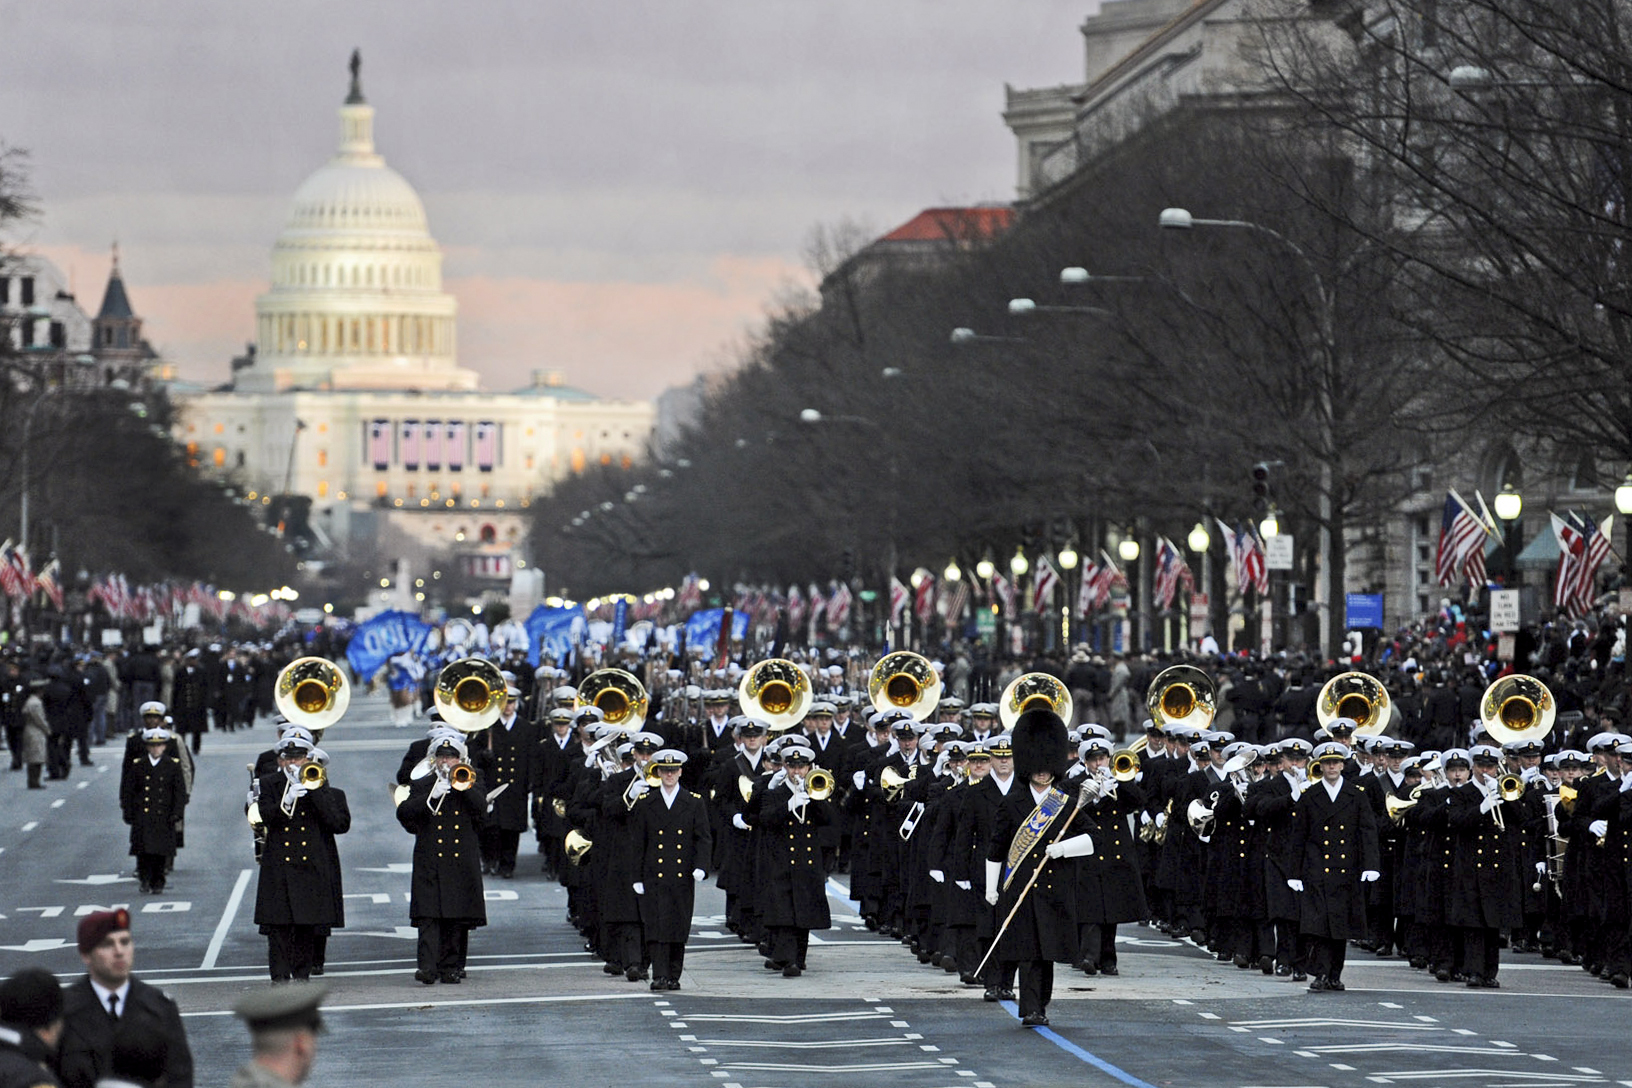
[{"xmin": 77, "ymin": 908, "xmax": 131, "ymax": 954}]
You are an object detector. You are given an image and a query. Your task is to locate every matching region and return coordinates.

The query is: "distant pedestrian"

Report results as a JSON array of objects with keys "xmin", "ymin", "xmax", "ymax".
[{"xmin": 0, "ymin": 966, "xmax": 64, "ymax": 1088}]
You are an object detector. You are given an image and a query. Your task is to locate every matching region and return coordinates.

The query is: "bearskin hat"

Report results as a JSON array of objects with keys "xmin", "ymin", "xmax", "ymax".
[{"xmin": 1011, "ymin": 708, "xmax": 1070, "ymax": 783}]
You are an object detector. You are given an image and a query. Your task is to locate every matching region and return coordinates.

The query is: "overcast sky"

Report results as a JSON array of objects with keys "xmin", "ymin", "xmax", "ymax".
[{"xmin": 0, "ymin": 1, "xmax": 1095, "ymax": 399}]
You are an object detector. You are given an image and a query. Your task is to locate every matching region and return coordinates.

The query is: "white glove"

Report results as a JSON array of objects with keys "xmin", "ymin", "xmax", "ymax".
[
  {"xmin": 286, "ymin": 784, "xmax": 308, "ymax": 803},
  {"xmin": 245, "ymin": 790, "xmax": 258, "ymax": 807},
  {"xmin": 1479, "ymin": 792, "xmax": 1501, "ymax": 814},
  {"xmin": 1536, "ymin": 861, "xmax": 1547, "ymax": 876},
  {"xmin": 1139, "ymin": 811, "xmax": 1152, "ymax": 827},
  {"xmin": 429, "ymin": 777, "xmax": 450, "ymax": 799},
  {"xmin": 929, "ymin": 869, "xmax": 945, "ymax": 883},
  {"xmin": 1521, "ymin": 766, "xmax": 1543, "ymax": 784},
  {"xmin": 853, "ymin": 770, "xmax": 867, "ymax": 790},
  {"xmin": 1287, "ymin": 879, "xmax": 1304, "ymax": 892},
  {"xmin": 629, "ymin": 779, "xmax": 650, "ymax": 798},
  {"xmin": 732, "ymin": 813, "xmax": 750, "ymax": 831},
  {"xmin": 984, "ymin": 859, "xmax": 1001, "ymax": 906},
  {"xmin": 1045, "ymin": 833, "xmax": 1094, "ymax": 859},
  {"xmin": 1077, "ymin": 776, "xmax": 1103, "ymax": 802},
  {"xmin": 632, "ymin": 882, "xmax": 645, "ymax": 895},
  {"xmin": 955, "ymin": 880, "xmax": 971, "ymax": 890},
  {"xmin": 1155, "ymin": 811, "xmax": 1168, "ymax": 829},
  {"xmin": 1361, "ymin": 870, "xmax": 1380, "ymax": 882},
  {"xmin": 787, "ymin": 795, "xmax": 808, "ymax": 813},
  {"xmin": 692, "ymin": 868, "xmax": 706, "ymax": 882},
  {"xmin": 1590, "ymin": 819, "xmax": 1609, "ymax": 839}
]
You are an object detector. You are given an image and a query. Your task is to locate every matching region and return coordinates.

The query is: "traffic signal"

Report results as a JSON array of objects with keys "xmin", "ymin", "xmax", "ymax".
[
  {"xmin": 1251, "ymin": 463, "xmax": 1272, "ymax": 512},
  {"xmin": 841, "ymin": 548, "xmax": 855, "ymax": 582}
]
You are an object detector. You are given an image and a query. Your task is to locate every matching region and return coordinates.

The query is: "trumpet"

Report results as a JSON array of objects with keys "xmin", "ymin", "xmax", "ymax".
[
  {"xmin": 275, "ymin": 657, "xmax": 350, "ymax": 730},
  {"xmin": 1489, "ymin": 773, "xmax": 1525, "ymax": 831},
  {"xmin": 805, "ymin": 767, "xmax": 835, "ymax": 801}
]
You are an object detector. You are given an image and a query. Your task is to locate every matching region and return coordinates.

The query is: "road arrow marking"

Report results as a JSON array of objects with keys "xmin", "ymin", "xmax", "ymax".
[
  {"xmin": 347, "ymin": 926, "xmax": 419, "ymax": 939},
  {"xmin": 55, "ymin": 875, "xmax": 135, "ymax": 886},
  {"xmin": 356, "ymin": 863, "xmax": 413, "ymax": 873},
  {"xmin": 343, "ymin": 893, "xmax": 391, "ymax": 904}
]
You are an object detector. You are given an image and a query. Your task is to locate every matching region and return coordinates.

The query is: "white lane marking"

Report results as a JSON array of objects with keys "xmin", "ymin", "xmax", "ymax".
[
  {"xmin": 1199, "ymin": 1012, "xmax": 1221, "ymax": 1019},
  {"xmin": 50, "ymin": 799, "xmax": 64, "ymax": 808},
  {"xmin": 1379, "ymin": 1001, "xmax": 1403, "ymax": 1008},
  {"xmin": 199, "ymin": 868, "xmax": 252, "ymax": 970},
  {"xmin": 76, "ymin": 781, "xmax": 88, "ymax": 790},
  {"xmin": 180, "ymin": 992, "xmax": 653, "ymax": 1017},
  {"xmin": 21, "ymin": 821, "xmax": 38, "ymax": 831},
  {"xmin": 1454, "ymin": 1029, "xmax": 1478, "ymax": 1036},
  {"xmin": 1259, "ymin": 1037, "xmax": 1284, "ymax": 1045},
  {"xmin": 693, "ymin": 1038, "xmax": 916, "ymax": 1050},
  {"xmin": 676, "ymin": 1011, "xmax": 887, "ymax": 1024},
  {"xmin": 1173, "ymin": 998, "xmax": 1194, "ymax": 1005},
  {"xmin": 1414, "ymin": 1015, "xmax": 1438, "ymax": 1022},
  {"xmin": 1491, "ymin": 1041, "xmax": 1517, "ymax": 1048}
]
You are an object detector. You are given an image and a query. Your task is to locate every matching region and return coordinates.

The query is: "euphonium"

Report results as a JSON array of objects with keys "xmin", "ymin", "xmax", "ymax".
[
  {"xmin": 1480, "ymin": 674, "xmax": 1557, "ymax": 746},
  {"xmin": 805, "ymin": 768, "xmax": 835, "ymax": 801},
  {"xmin": 868, "ymin": 651, "xmax": 943, "ymax": 720},
  {"xmin": 999, "ymin": 672, "xmax": 1073, "ymax": 732},
  {"xmin": 738, "ymin": 658, "xmax": 813, "ymax": 732},
  {"xmin": 299, "ymin": 762, "xmax": 327, "ymax": 789},
  {"xmin": 1145, "ymin": 665, "xmax": 1216, "ymax": 730},
  {"xmin": 434, "ymin": 657, "xmax": 507, "ymax": 733},
  {"xmin": 880, "ymin": 763, "xmax": 914, "ymax": 801},
  {"xmin": 1317, "ymin": 671, "xmax": 1391, "ymax": 735},
  {"xmin": 1385, "ymin": 789, "xmax": 1421, "ymax": 825},
  {"xmin": 274, "ymin": 657, "xmax": 350, "ymax": 730},
  {"xmin": 577, "ymin": 668, "xmax": 649, "ymax": 729}
]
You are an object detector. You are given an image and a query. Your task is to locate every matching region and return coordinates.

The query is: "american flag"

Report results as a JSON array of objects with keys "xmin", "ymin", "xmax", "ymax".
[
  {"xmin": 34, "ymin": 559, "xmax": 62, "ymax": 611},
  {"xmin": 827, "ymin": 581, "xmax": 853, "ymax": 630},
  {"xmin": 4, "ymin": 545, "xmax": 32, "ymax": 603},
  {"xmin": 913, "ymin": 574, "xmax": 936, "ymax": 622},
  {"xmin": 939, "ymin": 579, "xmax": 969, "ymax": 625},
  {"xmin": 1153, "ymin": 536, "xmax": 1194, "ymax": 610},
  {"xmin": 990, "ymin": 571, "xmax": 1017, "ymax": 615},
  {"xmin": 1435, "ymin": 492, "xmax": 1488, "ymax": 587},
  {"xmin": 1076, "ymin": 559, "xmax": 1098, "ymax": 618},
  {"xmin": 807, "ymin": 583, "xmax": 828, "ymax": 628},
  {"xmin": 889, "ymin": 576, "xmax": 910, "ymax": 625},
  {"xmin": 1032, "ymin": 555, "xmax": 1061, "ymax": 614},
  {"xmin": 1551, "ymin": 511, "xmax": 1613, "ymax": 616},
  {"xmin": 1215, "ymin": 518, "xmax": 1269, "ymax": 596},
  {"xmin": 677, "ymin": 573, "xmax": 702, "ymax": 612},
  {"xmin": 786, "ymin": 584, "xmax": 806, "ymax": 630}
]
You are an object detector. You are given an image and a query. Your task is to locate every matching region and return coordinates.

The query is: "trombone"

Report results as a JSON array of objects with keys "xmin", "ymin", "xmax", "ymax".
[
  {"xmin": 275, "ymin": 657, "xmax": 350, "ymax": 730},
  {"xmin": 1491, "ymin": 772, "xmax": 1525, "ymax": 831},
  {"xmin": 805, "ymin": 767, "xmax": 835, "ymax": 801}
]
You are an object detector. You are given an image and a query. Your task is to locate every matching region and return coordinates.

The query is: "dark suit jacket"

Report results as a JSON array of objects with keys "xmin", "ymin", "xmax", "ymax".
[{"xmin": 56, "ymin": 975, "xmax": 193, "ymax": 1088}]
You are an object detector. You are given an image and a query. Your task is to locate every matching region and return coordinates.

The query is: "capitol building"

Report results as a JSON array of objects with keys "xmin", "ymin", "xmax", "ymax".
[{"xmin": 175, "ymin": 57, "xmax": 653, "ymax": 574}]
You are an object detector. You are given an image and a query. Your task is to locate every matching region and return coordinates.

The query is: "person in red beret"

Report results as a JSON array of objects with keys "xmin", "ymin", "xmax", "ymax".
[{"xmin": 53, "ymin": 910, "xmax": 192, "ymax": 1088}]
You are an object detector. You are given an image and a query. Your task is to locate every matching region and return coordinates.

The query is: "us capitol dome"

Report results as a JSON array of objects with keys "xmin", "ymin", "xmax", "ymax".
[{"xmin": 173, "ymin": 53, "xmax": 654, "ymax": 573}]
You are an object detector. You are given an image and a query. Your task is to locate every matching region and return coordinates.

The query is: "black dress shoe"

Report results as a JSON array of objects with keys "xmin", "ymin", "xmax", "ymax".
[
  {"xmin": 1327, "ymin": 979, "xmax": 1345, "ymax": 991},
  {"xmin": 1100, "ymin": 964, "xmax": 1118, "ymax": 976},
  {"xmin": 1292, "ymin": 971, "xmax": 1307, "ymax": 982},
  {"xmin": 414, "ymin": 970, "xmax": 437, "ymax": 984},
  {"xmin": 941, "ymin": 955, "xmax": 959, "ymax": 973},
  {"xmin": 1481, "ymin": 977, "xmax": 1500, "ymax": 988},
  {"xmin": 997, "ymin": 988, "xmax": 1016, "ymax": 1001},
  {"xmin": 782, "ymin": 964, "xmax": 802, "ymax": 977},
  {"xmin": 1081, "ymin": 963, "xmax": 1098, "ymax": 976},
  {"xmin": 650, "ymin": 978, "xmax": 668, "ymax": 991},
  {"xmin": 1275, "ymin": 964, "xmax": 1291, "ymax": 977},
  {"xmin": 439, "ymin": 972, "xmax": 462, "ymax": 984},
  {"xmin": 310, "ymin": 965, "xmax": 325, "ymax": 976},
  {"xmin": 1215, "ymin": 950, "xmax": 1232, "ymax": 963},
  {"xmin": 1465, "ymin": 975, "xmax": 1485, "ymax": 988},
  {"xmin": 1308, "ymin": 977, "xmax": 1330, "ymax": 992},
  {"xmin": 1258, "ymin": 956, "xmax": 1274, "ymax": 974},
  {"xmin": 764, "ymin": 958, "xmax": 783, "ymax": 971},
  {"xmin": 983, "ymin": 987, "xmax": 1001, "ymax": 1002},
  {"xmin": 1434, "ymin": 968, "xmax": 1451, "ymax": 982},
  {"xmin": 625, "ymin": 965, "xmax": 647, "ymax": 981},
  {"xmin": 1233, "ymin": 953, "xmax": 1251, "ymax": 969},
  {"xmin": 960, "ymin": 973, "xmax": 979, "ymax": 985},
  {"xmin": 1020, "ymin": 1013, "xmax": 1049, "ymax": 1028},
  {"xmin": 1612, "ymin": 973, "xmax": 1630, "ymax": 989}
]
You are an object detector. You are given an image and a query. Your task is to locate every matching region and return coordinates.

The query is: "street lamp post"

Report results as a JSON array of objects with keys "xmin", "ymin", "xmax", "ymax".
[
  {"xmin": 1057, "ymin": 542, "xmax": 1079, "ymax": 647},
  {"xmin": 1161, "ymin": 207, "xmax": 1340, "ymax": 659},
  {"xmin": 800, "ymin": 408, "xmax": 897, "ymax": 646},
  {"xmin": 1494, "ymin": 482, "xmax": 1523, "ymax": 587},
  {"xmin": 1117, "ymin": 533, "xmax": 1141, "ymax": 651}
]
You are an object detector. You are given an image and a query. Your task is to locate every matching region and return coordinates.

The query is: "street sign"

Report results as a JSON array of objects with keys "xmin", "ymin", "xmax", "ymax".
[
  {"xmin": 1497, "ymin": 631, "xmax": 1517, "ymax": 662},
  {"xmin": 1344, "ymin": 593, "xmax": 1384, "ymax": 629},
  {"xmin": 1264, "ymin": 534, "xmax": 1295, "ymax": 571},
  {"xmin": 1189, "ymin": 592, "xmax": 1209, "ymax": 627},
  {"xmin": 1490, "ymin": 588, "xmax": 1521, "ymax": 633},
  {"xmin": 1619, "ymin": 586, "xmax": 1632, "ymax": 615}
]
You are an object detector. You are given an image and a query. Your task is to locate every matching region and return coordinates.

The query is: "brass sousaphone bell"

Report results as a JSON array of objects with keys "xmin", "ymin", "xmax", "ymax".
[
  {"xmin": 738, "ymin": 658, "xmax": 813, "ymax": 733},
  {"xmin": 1317, "ymin": 671, "xmax": 1392, "ymax": 736},
  {"xmin": 1480, "ymin": 674, "xmax": 1556, "ymax": 746},
  {"xmin": 1145, "ymin": 664, "xmax": 1216, "ymax": 731},
  {"xmin": 275, "ymin": 657, "xmax": 351, "ymax": 730},
  {"xmin": 998, "ymin": 672, "xmax": 1073, "ymax": 732},
  {"xmin": 868, "ymin": 651, "xmax": 943, "ymax": 721},
  {"xmin": 433, "ymin": 657, "xmax": 508, "ymax": 733},
  {"xmin": 577, "ymin": 668, "xmax": 649, "ymax": 730}
]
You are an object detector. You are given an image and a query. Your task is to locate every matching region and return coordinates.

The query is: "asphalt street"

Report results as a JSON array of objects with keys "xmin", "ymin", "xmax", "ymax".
[{"xmin": 4, "ymin": 691, "xmax": 1632, "ymax": 1087}]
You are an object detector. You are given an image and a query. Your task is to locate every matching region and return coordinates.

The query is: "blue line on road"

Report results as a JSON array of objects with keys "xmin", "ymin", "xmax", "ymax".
[{"xmin": 1000, "ymin": 1000, "xmax": 1160, "ymax": 1088}]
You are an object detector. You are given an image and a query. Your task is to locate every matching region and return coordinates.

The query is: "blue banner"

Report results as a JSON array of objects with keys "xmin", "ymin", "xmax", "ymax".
[
  {"xmin": 1345, "ymin": 592, "xmax": 1385, "ymax": 630},
  {"xmin": 345, "ymin": 609, "xmax": 435, "ymax": 680},
  {"xmin": 525, "ymin": 603, "xmax": 587, "ymax": 665},
  {"xmin": 682, "ymin": 607, "xmax": 748, "ymax": 649},
  {"xmin": 612, "ymin": 597, "xmax": 629, "ymax": 644}
]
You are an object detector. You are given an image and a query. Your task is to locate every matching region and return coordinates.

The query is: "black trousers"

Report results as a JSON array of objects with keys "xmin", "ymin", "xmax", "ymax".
[
  {"xmin": 1010, "ymin": 959, "xmax": 1054, "ymax": 1018},
  {"xmin": 1080, "ymin": 923, "xmax": 1118, "ymax": 969},
  {"xmin": 769, "ymin": 926, "xmax": 810, "ymax": 968},
  {"xmin": 1272, "ymin": 918, "xmax": 1303, "ymax": 971},
  {"xmin": 1463, "ymin": 926, "xmax": 1502, "ymax": 980},
  {"xmin": 648, "ymin": 940, "xmax": 686, "ymax": 981},
  {"xmin": 609, "ymin": 922, "xmax": 645, "ymax": 970},
  {"xmin": 495, "ymin": 829, "xmax": 521, "ymax": 873},
  {"xmin": 416, "ymin": 919, "xmax": 470, "ymax": 976},
  {"xmin": 267, "ymin": 924, "xmax": 318, "ymax": 980},
  {"xmin": 135, "ymin": 853, "xmax": 168, "ymax": 890},
  {"xmin": 1306, "ymin": 936, "xmax": 1347, "ymax": 981}
]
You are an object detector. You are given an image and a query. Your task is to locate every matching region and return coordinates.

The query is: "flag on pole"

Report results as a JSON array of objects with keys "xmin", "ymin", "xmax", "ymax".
[
  {"xmin": 1032, "ymin": 555, "xmax": 1061, "ymax": 614},
  {"xmin": 1436, "ymin": 492, "xmax": 1490, "ymax": 587},
  {"xmin": 1216, "ymin": 518, "xmax": 1269, "ymax": 596},
  {"xmin": 1551, "ymin": 511, "xmax": 1586, "ymax": 617},
  {"xmin": 939, "ymin": 579, "xmax": 969, "ymax": 625},
  {"xmin": 786, "ymin": 584, "xmax": 806, "ymax": 630},
  {"xmin": 1076, "ymin": 560, "xmax": 1097, "ymax": 619},
  {"xmin": 808, "ymin": 583, "xmax": 828, "ymax": 628},
  {"xmin": 990, "ymin": 572, "xmax": 1017, "ymax": 616},
  {"xmin": 914, "ymin": 574, "xmax": 937, "ymax": 622},
  {"xmin": 889, "ymin": 576, "xmax": 910, "ymax": 625},
  {"xmin": 35, "ymin": 559, "xmax": 63, "ymax": 611},
  {"xmin": 1153, "ymin": 536, "xmax": 1193, "ymax": 611},
  {"xmin": 828, "ymin": 581, "xmax": 853, "ymax": 630},
  {"xmin": 1577, "ymin": 515, "xmax": 1613, "ymax": 611}
]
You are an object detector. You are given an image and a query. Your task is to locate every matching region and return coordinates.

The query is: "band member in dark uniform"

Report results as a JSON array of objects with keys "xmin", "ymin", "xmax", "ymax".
[
  {"xmin": 1286, "ymin": 739, "xmax": 1380, "ymax": 992},
  {"xmin": 756, "ymin": 743, "xmax": 835, "ymax": 976},
  {"xmin": 984, "ymin": 709, "xmax": 1089, "ymax": 1028},
  {"xmin": 396, "ymin": 730, "xmax": 488, "ymax": 984},
  {"xmin": 251, "ymin": 733, "xmax": 350, "ymax": 983},
  {"xmin": 1072, "ymin": 738, "xmax": 1146, "ymax": 976},
  {"xmin": 482, "ymin": 684, "xmax": 540, "ymax": 879},
  {"xmin": 630, "ymin": 749, "xmax": 712, "ymax": 990},
  {"xmin": 119, "ymin": 726, "xmax": 188, "ymax": 895}
]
